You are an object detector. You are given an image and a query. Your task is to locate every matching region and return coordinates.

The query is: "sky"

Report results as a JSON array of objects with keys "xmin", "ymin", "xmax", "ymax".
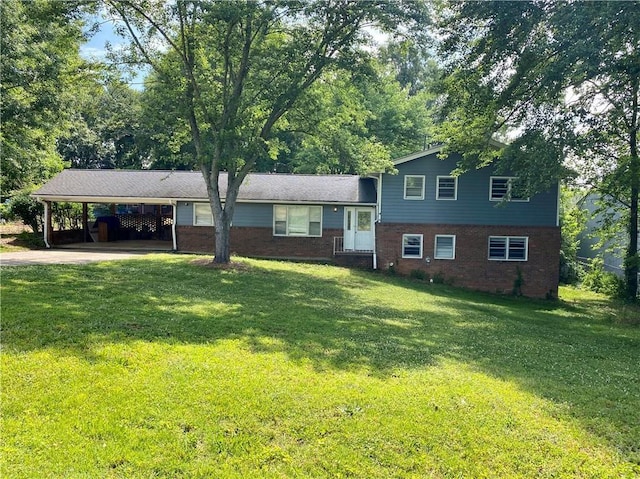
[{"xmin": 80, "ymin": 12, "xmax": 148, "ymax": 89}]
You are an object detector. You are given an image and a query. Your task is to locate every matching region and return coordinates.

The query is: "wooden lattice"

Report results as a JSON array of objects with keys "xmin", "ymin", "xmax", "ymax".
[{"xmin": 116, "ymin": 214, "xmax": 173, "ymax": 240}]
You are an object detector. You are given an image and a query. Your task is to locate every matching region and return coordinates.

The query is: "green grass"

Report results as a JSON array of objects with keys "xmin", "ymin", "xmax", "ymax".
[{"xmin": 2, "ymin": 255, "xmax": 639, "ymax": 478}]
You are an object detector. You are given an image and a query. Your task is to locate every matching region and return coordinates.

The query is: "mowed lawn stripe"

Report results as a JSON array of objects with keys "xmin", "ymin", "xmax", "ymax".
[{"xmin": 2, "ymin": 255, "xmax": 638, "ymax": 478}]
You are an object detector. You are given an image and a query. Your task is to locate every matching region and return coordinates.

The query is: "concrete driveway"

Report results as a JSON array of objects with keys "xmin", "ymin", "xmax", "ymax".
[{"xmin": 1, "ymin": 249, "xmax": 149, "ymax": 267}]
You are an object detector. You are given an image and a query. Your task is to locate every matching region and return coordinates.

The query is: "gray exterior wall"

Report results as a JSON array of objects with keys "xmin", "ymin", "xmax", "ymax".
[
  {"xmin": 176, "ymin": 201, "xmax": 345, "ymax": 230},
  {"xmin": 380, "ymin": 153, "xmax": 559, "ymax": 226}
]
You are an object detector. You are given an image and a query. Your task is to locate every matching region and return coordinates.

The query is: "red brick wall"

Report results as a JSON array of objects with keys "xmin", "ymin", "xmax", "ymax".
[
  {"xmin": 376, "ymin": 223, "xmax": 561, "ymax": 298},
  {"xmin": 177, "ymin": 225, "xmax": 342, "ymax": 260},
  {"xmin": 177, "ymin": 223, "xmax": 560, "ymax": 298}
]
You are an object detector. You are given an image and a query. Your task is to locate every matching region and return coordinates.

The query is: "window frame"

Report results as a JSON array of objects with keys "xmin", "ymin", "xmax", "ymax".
[
  {"xmin": 404, "ymin": 175, "xmax": 425, "ymax": 200},
  {"xmin": 488, "ymin": 236, "xmax": 529, "ymax": 261},
  {"xmin": 489, "ymin": 176, "xmax": 529, "ymax": 202},
  {"xmin": 434, "ymin": 234, "xmax": 456, "ymax": 260},
  {"xmin": 402, "ymin": 234, "xmax": 423, "ymax": 259},
  {"xmin": 273, "ymin": 205, "xmax": 323, "ymax": 237},
  {"xmin": 436, "ymin": 176, "xmax": 458, "ymax": 201},
  {"xmin": 193, "ymin": 202, "xmax": 214, "ymax": 226}
]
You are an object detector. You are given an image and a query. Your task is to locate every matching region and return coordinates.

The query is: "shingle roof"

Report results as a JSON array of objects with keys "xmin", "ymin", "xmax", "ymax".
[{"xmin": 33, "ymin": 169, "xmax": 377, "ymax": 205}]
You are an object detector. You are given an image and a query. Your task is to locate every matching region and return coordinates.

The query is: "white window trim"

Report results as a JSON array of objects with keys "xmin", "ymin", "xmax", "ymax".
[
  {"xmin": 402, "ymin": 234, "xmax": 423, "ymax": 259},
  {"xmin": 404, "ymin": 175, "xmax": 425, "ymax": 200},
  {"xmin": 488, "ymin": 236, "xmax": 529, "ymax": 261},
  {"xmin": 273, "ymin": 205, "xmax": 323, "ymax": 237},
  {"xmin": 434, "ymin": 234, "xmax": 456, "ymax": 260},
  {"xmin": 489, "ymin": 176, "xmax": 530, "ymax": 202},
  {"xmin": 436, "ymin": 176, "xmax": 458, "ymax": 201},
  {"xmin": 193, "ymin": 202, "xmax": 214, "ymax": 226}
]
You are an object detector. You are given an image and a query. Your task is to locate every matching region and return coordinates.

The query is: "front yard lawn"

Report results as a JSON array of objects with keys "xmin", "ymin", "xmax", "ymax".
[{"xmin": 2, "ymin": 255, "xmax": 639, "ymax": 478}]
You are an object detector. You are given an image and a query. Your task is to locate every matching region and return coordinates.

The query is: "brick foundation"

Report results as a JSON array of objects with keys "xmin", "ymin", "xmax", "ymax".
[
  {"xmin": 177, "ymin": 225, "xmax": 343, "ymax": 260},
  {"xmin": 177, "ymin": 224, "xmax": 559, "ymax": 298},
  {"xmin": 376, "ymin": 223, "xmax": 560, "ymax": 298}
]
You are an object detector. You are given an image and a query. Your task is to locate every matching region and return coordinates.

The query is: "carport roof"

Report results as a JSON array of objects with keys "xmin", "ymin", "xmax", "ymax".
[{"xmin": 33, "ymin": 169, "xmax": 377, "ymax": 205}]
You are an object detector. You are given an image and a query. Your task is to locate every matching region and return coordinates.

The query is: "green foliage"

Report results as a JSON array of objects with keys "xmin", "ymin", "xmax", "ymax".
[
  {"xmin": 409, "ymin": 269, "xmax": 428, "ymax": 281},
  {"xmin": 58, "ymin": 78, "xmax": 150, "ymax": 169},
  {"xmin": 108, "ymin": 0, "xmax": 429, "ymax": 262},
  {"xmin": 0, "ymin": 0, "xmax": 91, "ymax": 193},
  {"xmin": 51, "ymin": 202, "xmax": 83, "ymax": 230},
  {"xmin": 2, "ymin": 257, "xmax": 639, "ymax": 476},
  {"xmin": 435, "ymin": 1, "xmax": 640, "ymax": 299},
  {"xmin": 512, "ymin": 267, "xmax": 524, "ymax": 296},
  {"xmin": 559, "ymin": 188, "xmax": 588, "ymax": 284},
  {"xmin": 6, "ymin": 190, "xmax": 44, "ymax": 234},
  {"xmin": 13, "ymin": 231, "xmax": 46, "ymax": 249},
  {"xmin": 582, "ymin": 258, "xmax": 626, "ymax": 299},
  {"xmin": 431, "ymin": 270, "xmax": 445, "ymax": 284}
]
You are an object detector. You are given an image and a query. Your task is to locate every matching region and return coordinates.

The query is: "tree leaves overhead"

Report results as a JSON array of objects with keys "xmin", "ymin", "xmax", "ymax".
[
  {"xmin": 106, "ymin": 0, "xmax": 430, "ymax": 263},
  {"xmin": 0, "ymin": 0, "xmax": 90, "ymax": 194},
  {"xmin": 435, "ymin": 0, "xmax": 640, "ymax": 299}
]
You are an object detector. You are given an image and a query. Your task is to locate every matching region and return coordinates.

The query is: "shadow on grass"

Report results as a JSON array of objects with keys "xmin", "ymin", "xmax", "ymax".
[{"xmin": 2, "ymin": 256, "xmax": 639, "ymax": 461}]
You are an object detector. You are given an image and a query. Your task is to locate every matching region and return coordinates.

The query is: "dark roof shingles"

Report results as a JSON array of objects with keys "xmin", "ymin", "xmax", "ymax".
[{"xmin": 34, "ymin": 170, "xmax": 376, "ymax": 204}]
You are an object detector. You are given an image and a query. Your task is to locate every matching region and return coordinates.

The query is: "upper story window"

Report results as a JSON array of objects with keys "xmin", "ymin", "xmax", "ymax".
[
  {"xmin": 404, "ymin": 175, "xmax": 425, "ymax": 200},
  {"xmin": 436, "ymin": 176, "xmax": 458, "ymax": 200},
  {"xmin": 274, "ymin": 205, "xmax": 322, "ymax": 237},
  {"xmin": 193, "ymin": 203, "xmax": 214, "ymax": 226},
  {"xmin": 434, "ymin": 235, "xmax": 456, "ymax": 260},
  {"xmin": 490, "ymin": 177, "xmax": 529, "ymax": 202},
  {"xmin": 488, "ymin": 236, "xmax": 528, "ymax": 261},
  {"xmin": 402, "ymin": 234, "xmax": 423, "ymax": 258}
]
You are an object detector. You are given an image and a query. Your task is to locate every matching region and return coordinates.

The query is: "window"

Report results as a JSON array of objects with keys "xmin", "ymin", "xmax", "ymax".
[
  {"xmin": 404, "ymin": 175, "xmax": 425, "ymax": 200},
  {"xmin": 402, "ymin": 234, "xmax": 423, "ymax": 258},
  {"xmin": 193, "ymin": 203, "xmax": 213, "ymax": 226},
  {"xmin": 273, "ymin": 205, "xmax": 322, "ymax": 237},
  {"xmin": 434, "ymin": 235, "xmax": 456, "ymax": 260},
  {"xmin": 488, "ymin": 236, "xmax": 528, "ymax": 261},
  {"xmin": 436, "ymin": 176, "xmax": 457, "ymax": 200},
  {"xmin": 490, "ymin": 177, "xmax": 529, "ymax": 202}
]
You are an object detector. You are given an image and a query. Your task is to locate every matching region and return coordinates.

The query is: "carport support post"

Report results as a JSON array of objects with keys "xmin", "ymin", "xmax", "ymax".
[
  {"xmin": 43, "ymin": 200, "xmax": 52, "ymax": 248},
  {"xmin": 82, "ymin": 203, "xmax": 89, "ymax": 242}
]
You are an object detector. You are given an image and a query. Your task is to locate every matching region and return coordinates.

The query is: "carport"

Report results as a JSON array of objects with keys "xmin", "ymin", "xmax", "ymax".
[{"xmin": 32, "ymin": 170, "xmax": 183, "ymax": 251}]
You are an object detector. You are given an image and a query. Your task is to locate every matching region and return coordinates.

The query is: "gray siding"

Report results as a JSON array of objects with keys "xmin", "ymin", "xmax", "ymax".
[
  {"xmin": 176, "ymin": 201, "xmax": 344, "ymax": 229},
  {"xmin": 380, "ymin": 153, "xmax": 558, "ymax": 226}
]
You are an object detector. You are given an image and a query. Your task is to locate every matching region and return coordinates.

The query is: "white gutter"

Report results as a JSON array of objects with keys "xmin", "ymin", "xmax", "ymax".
[
  {"xmin": 171, "ymin": 200, "xmax": 178, "ymax": 251},
  {"xmin": 367, "ymin": 173, "xmax": 383, "ymax": 270},
  {"xmin": 40, "ymin": 200, "xmax": 51, "ymax": 248}
]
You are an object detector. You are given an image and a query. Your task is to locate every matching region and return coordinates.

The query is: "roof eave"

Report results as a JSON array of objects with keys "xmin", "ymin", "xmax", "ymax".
[{"xmin": 32, "ymin": 194, "xmax": 180, "ymax": 204}]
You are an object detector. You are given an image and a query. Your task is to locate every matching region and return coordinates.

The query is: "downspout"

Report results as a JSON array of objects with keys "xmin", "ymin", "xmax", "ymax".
[
  {"xmin": 39, "ymin": 199, "xmax": 51, "ymax": 248},
  {"xmin": 368, "ymin": 173, "xmax": 383, "ymax": 270},
  {"xmin": 171, "ymin": 201, "xmax": 178, "ymax": 251}
]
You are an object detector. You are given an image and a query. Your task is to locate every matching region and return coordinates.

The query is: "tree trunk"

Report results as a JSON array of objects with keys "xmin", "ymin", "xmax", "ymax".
[
  {"xmin": 626, "ymin": 127, "xmax": 638, "ymax": 301},
  {"xmin": 214, "ymin": 216, "xmax": 232, "ymax": 264}
]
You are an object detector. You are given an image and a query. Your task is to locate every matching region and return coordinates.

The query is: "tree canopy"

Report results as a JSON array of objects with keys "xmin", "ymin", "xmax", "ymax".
[
  {"xmin": 106, "ymin": 0, "xmax": 430, "ymax": 263},
  {"xmin": 0, "ymin": 0, "xmax": 91, "ymax": 195},
  {"xmin": 434, "ymin": 0, "xmax": 640, "ymax": 300}
]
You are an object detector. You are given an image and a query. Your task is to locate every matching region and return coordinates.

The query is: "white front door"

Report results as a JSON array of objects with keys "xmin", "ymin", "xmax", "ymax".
[{"xmin": 344, "ymin": 207, "xmax": 374, "ymax": 251}]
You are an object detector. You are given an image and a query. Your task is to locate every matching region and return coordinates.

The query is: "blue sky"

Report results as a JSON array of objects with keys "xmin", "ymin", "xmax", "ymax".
[{"xmin": 81, "ymin": 12, "xmax": 148, "ymax": 89}]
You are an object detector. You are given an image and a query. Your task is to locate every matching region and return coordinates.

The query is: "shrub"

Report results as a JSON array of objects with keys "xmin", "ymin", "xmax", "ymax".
[
  {"xmin": 410, "ymin": 269, "xmax": 428, "ymax": 281},
  {"xmin": 432, "ymin": 271, "xmax": 445, "ymax": 284},
  {"xmin": 7, "ymin": 190, "xmax": 43, "ymax": 234},
  {"xmin": 582, "ymin": 257, "xmax": 626, "ymax": 299}
]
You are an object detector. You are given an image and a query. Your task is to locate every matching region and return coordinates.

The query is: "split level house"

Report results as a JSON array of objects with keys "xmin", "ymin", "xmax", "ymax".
[{"xmin": 33, "ymin": 145, "xmax": 561, "ymax": 298}]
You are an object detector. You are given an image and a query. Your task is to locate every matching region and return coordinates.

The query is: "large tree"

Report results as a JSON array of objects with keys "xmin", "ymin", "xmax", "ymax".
[
  {"xmin": 434, "ymin": 1, "xmax": 640, "ymax": 301},
  {"xmin": 105, "ymin": 0, "xmax": 428, "ymax": 263},
  {"xmin": 1, "ymin": 0, "xmax": 90, "ymax": 195},
  {"xmin": 58, "ymin": 77, "xmax": 150, "ymax": 169}
]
